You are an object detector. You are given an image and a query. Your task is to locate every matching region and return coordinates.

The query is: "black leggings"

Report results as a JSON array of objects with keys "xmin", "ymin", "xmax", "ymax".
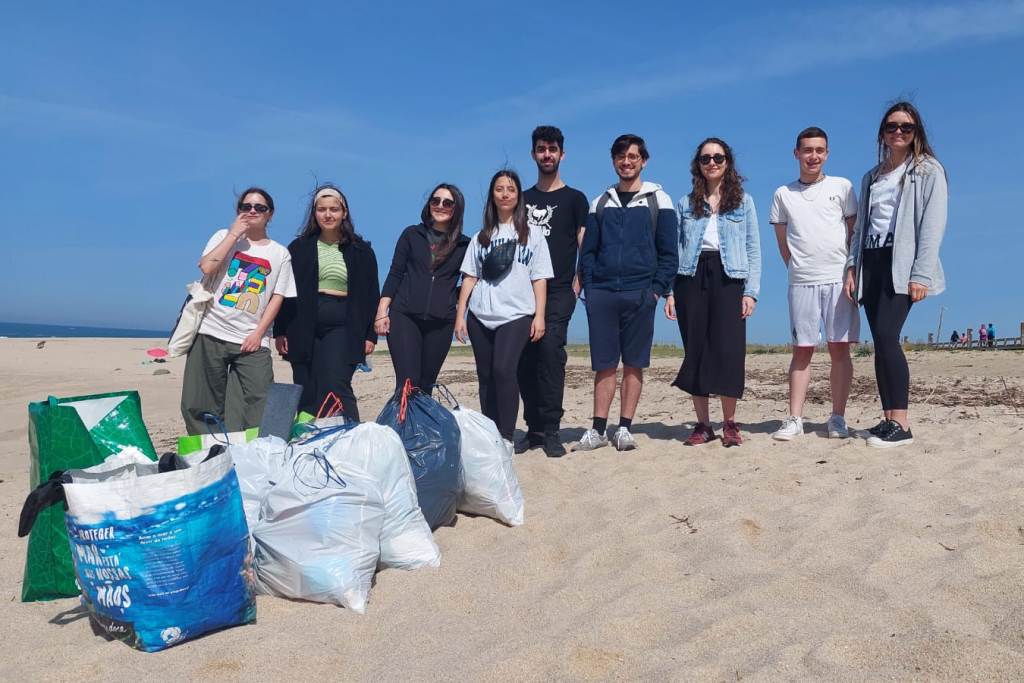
[
  {"xmin": 861, "ymin": 248, "xmax": 913, "ymax": 411},
  {"xmin": 290, "ymin": 294, "xmax": 360, "ymax": 420},
  {"xmin": 467, "ymin": 313, "xmax": 533, "ymax": 441},
  {"xmin": 388, "ymin": 310, "xmax": 455, "ymax": 392}
]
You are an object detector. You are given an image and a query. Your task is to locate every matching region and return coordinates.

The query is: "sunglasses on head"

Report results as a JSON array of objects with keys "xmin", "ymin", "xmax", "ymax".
[
  {"xmin": 429, "ymin": 196, "xmax": 456, "ymax": 209},
  {"xmin": 883, "ymin": 122, "xmax": 917, "ymax": 135},
  {"xmin": 238, "ymin": 203, "xmax": 270, "ymax": 214},
  {"xmin": 699, "ymin": 153, "xmax": 727, "ymax": 166}
]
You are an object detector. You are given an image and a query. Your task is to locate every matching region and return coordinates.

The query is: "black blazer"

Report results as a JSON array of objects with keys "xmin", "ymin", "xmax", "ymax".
[
  {"xmin": 274, "ymin": 234, "xmax": 379, "ymax": 364},
  {"xmin": 380, "ymin": 224, "xmax": 470, "ymax": 321}
]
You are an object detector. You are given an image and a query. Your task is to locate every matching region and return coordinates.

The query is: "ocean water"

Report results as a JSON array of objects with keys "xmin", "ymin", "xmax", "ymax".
[{"xmin": 0, "ymin": 321, "xmax": 168, "ymax": 339}]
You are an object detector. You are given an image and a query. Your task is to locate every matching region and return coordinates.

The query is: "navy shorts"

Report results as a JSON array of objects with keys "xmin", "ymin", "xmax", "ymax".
[{"xmin": 584, "ymin": 288, "xmax": 658, "ymax": 371}]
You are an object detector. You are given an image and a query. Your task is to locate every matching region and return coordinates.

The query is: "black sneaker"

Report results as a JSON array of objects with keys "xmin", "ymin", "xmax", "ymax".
[
  {"xmin": 867, "ymin": 421, "xmax": 914, "ymax": 448},
  {"xmin": 542, "ymin": 431, "xmax": 566, "ymax": 458},
  {"xmin": 514, "ymin": 431, "xmax": 544, "ymax": 455},
  {"xmin": 866, "ymin": 419, "xmax": 890, "ymax": 437}
]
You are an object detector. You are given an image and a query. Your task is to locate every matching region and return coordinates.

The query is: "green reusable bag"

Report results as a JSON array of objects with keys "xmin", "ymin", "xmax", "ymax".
[
  {"xmin": 176, "ymin": 427, "xmax": 258, "ymax": 456},
  {"xmin": 23, "ymin": 391, "xmax": 156, "ymax": 602}
]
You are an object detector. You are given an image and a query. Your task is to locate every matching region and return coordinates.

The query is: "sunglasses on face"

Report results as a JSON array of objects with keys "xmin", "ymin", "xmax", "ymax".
[
  {"xmin": 238, "ymin": 203, "xmax": 270, "ymax": 214},
  {"xmin": 699, "ymin": 154, "xmax": 727, "ymax": 166},
  {"xmin": 883, "ymin": 122, "xmax": 917, "ymax": 135},
  {"xmin": 429, "ymin": 196, "xmax": 456, "ymax": 209}
]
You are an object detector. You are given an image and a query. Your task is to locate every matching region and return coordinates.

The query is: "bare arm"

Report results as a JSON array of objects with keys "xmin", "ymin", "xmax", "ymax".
[
  {"xmin": 453, "ymin": 276, "xmax": 477, "ymax": 343},
  {"xmin": 772, "ymin": 223, "xmax": 790, "ymax": 266},
  {"xmin": 530, "ymin": 278, "xmax": 547, "ymax": 342},
  {"xmin": 199, "ymin": 216, "xmax": 249, "ymax": 276},
  {"xmin": 844, "ymin": 215, "xmax": 856, "ymax": 248},
  {"xmin": 241, "ymin": 293, "xmax": 285, "ymax": 353}
]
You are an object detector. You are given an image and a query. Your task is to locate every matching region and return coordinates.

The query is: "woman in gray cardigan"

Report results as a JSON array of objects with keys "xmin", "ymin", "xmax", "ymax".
[{"xmin": 844, "ymin": 101, "xmax": 948, "ymax": 448}]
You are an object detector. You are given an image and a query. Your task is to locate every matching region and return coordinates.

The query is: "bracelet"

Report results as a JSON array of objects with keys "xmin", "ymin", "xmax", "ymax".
[{"xmin": 375, "ymin": 314, "xmax": 389, "ymax": 321}]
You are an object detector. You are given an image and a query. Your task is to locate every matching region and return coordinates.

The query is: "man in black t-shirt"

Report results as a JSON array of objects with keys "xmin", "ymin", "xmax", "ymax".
[{"xmin": 517, "ymin": 125, "xmax": 589, "ymax": 457}]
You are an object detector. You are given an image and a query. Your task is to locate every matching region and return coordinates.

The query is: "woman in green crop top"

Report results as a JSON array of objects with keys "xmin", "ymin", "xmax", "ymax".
[{"xmin": 273, "ymin": 185, "xmax": 380, "ymax": 420}]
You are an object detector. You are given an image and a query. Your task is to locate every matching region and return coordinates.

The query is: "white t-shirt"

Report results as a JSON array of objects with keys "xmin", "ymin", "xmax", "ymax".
[
  {"xmin": 460, "ymin": 223, "xmax": 554, "ymax": 330},
  {"xmin": 700, "ymin": 213, "xmax": 721, "ymax": 251},
  {"xmin": 770, "ymin": 175, "xmax": 858, "ymax": 285},
  {"xmin": 197, "ymin": 229, "xmax": 297, "ymax": 348},
  {"xmin": 866, "ymin": 162, "xmax": 908, "ymax": 250}
]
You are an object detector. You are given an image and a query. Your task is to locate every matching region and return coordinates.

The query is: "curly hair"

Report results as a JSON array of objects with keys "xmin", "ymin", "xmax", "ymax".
[{"xmin": 687, "ymin": 137, "xmax": 745, "ymax": 218}]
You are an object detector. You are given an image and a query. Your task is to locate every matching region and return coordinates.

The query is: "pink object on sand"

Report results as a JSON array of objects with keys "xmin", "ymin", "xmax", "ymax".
[{"xmin": 146, "ymin": 347, "xmax": 169, "ymax": 358}]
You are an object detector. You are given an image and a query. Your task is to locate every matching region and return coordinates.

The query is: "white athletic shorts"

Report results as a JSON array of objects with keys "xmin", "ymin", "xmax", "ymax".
[{"xmin": 788, "ymin": 282, "xmax": 860, "ymax": 347}]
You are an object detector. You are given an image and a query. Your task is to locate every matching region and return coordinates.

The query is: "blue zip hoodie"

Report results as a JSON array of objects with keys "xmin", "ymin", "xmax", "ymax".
[{"xmin": 579, "ymin": 181, "xmax": 679, "ymax": 296}]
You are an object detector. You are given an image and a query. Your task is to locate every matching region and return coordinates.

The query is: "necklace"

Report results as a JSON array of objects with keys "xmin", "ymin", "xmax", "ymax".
[{"xmin": 797, "ymin": 174, "xmax": 827, "ymax": 202}]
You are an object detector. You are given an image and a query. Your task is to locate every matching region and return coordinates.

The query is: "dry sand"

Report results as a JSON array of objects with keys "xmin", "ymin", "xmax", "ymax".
[{"xmin": 1, "ymin": 338, "xmax": 1022, "ymax": 680}]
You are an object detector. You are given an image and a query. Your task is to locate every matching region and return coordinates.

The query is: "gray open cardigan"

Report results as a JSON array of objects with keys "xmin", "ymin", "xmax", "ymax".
[{"xmin": 847, "ymin": 155, "xmax": 948, "ymax": 300}]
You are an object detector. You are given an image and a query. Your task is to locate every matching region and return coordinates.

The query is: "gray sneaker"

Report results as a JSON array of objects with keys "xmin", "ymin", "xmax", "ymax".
[
  {"xmin": 609, "ymin": 426, "xmax": 637, "ymax": 451},
  {"xmin": 575, "ymin": 428, "xmax": 608, "ymax": 451},
  {"xmin": 827, "ymin": 414, "xmax": 850, "ymax": 439}
]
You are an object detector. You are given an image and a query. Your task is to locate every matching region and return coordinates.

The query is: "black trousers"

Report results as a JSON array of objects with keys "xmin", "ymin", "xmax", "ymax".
[
  {"xmin": 672, "ymin": 251, "xmax": 746, "ymax": 399},
  {"xmin": 861, "ymin": 247, "xmax": 913, "ymax": 411},
  {"xmin": 290, "ymin": 294, "xmax": 360, "ymax": 420},
  {"xmin": 388, "ymin": 310, "xmax": 455, "ymax": 392},
  {"xmin": 467, "ymin": 312, "xmax": 533, "ymax": 441},
  {"xmin": 517, "ymin": 288, "xmax": 574, "ymax": 433}
]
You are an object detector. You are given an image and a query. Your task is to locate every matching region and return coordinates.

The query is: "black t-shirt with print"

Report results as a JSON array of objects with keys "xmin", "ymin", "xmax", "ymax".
[{"xmin": 524, "ymin": 184, "xmax": 589, "ymax": 290}]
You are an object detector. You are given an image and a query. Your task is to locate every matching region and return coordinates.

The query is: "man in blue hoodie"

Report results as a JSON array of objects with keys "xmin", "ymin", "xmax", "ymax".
[{"xmin": 576, "ymin": 134, "xmax": 678, "ymax": 451}]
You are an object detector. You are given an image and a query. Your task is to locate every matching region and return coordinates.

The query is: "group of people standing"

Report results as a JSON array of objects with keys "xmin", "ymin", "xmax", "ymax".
[{"xmin": 179, "ymin": 101, "xmax": 948, "ymax": 454}]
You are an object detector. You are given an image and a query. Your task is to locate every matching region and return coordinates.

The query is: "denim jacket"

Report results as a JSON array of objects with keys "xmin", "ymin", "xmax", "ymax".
[{"xmin": 675, "ymin": 192, "xmax": 762, "ymax": 300}]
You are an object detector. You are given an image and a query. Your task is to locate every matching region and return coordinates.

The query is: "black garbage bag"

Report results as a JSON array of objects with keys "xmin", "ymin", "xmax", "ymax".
[{"xmin": 376, "ymin": 380, "xmax": 461, "ymax": 529}]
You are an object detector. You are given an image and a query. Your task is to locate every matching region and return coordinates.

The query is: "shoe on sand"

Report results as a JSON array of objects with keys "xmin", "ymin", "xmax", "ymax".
[
  {"xmin": 827, "ymin": 414, "xmax": 850, "ymax": 439},
  {"xmin": 609, "ymin": 426, "xmax": 636, "ymax": 452},
  {"xmin": 772, "ymin": 416, "xmax": 804, "ymax": 441},
  {"xmin": 575, "ymin": 428, "xmax": 608, "ymax": 451}
]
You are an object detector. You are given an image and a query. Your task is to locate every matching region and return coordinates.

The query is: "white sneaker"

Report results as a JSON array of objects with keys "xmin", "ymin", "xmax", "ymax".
[
  {"xmin": 609, "ymin": 426, "xmax": 637, "ymax": 451},
  {"xmin": 575, "ymin": 428, "xmax": 608, "ymax": 451},
  {"xmin": 772, "ymin": 416, "xmax": 804, "ymax": 441},
  {"xmin": 826, "ymin": 414, "xmax": 850, "ymax": 439}
]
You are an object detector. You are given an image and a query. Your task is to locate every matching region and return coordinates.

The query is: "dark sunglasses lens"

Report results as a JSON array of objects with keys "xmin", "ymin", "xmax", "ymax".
[
  {"xmin": 239, "ymin": 203, "xmax": 269, "ymax": 213},
  {"xmin": 885, "ymin": 123, "xmax": 916, "ymax": 134},
  {"xmin": 430, "ymin": 197, "xmax": 455, "ymax": 209},
  {"xmin": 700, "ymin": 154, "xmax": 726, "ymax": 165}
]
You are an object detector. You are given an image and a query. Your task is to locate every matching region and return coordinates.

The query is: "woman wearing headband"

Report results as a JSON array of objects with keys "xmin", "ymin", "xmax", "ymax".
[
  {"xmin": 375, "ymin": 183, "xmax": 470, "ymax": 391},
  {"xmin": 181, "ymin": 187, "xmax": 297, "ymax": 434},
  {"xmin": 273, "ymin": 184, "xmax": 380, "ymax": 421},
  {"xmin": 844, "ymin": 101, "xmax": 947, "ymax": 448}
]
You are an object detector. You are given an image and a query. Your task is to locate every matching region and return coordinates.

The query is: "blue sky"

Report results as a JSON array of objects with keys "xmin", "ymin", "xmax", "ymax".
[{"xmin": 3, "ymin": 0, "xmax": 1023, "ymax": 343}]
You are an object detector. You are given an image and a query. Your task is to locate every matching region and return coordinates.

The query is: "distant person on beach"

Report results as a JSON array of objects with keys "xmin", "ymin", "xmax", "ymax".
[
  {"xmin": 987, "ymin": 323, "xmax": 995, "ymax": 347},
  {"xmin": 769, "ymin": 127, "xmax": 859, "ymax": 441},
  {"xmin": 845, "ymin": 101, "xmax": 948, "ymax": 448},
  {"xmin": 978, "ymin": 323, "xmax": 988, "ymax": 347},
  {"xmin": 456, "ymin": 169, "xmax": 553, "ymax": 448},
  {"xmin": 950, "ymin": 330, "xmax": 960, "ymax": 344},
  {"xmin": 666, "ymin": 138, "xmax": 761, "ymax": 447},
  {"xmin": 375, "ymin": 184, "xmax": 469, "ymax": 392},
  {"xmin": 576, "ymin": 134, "xmax": 678, "ymax": 452},
  {"xmin": 516, "ymin": 126, "xmax": 589, "ymax": 458},
  {"xmin": 181, "ymin": 187, "xmax": 296, "ymax": 434},
  {"xmin": 273, "ymin": 185, "xmax": 379, "ymax": 421}
]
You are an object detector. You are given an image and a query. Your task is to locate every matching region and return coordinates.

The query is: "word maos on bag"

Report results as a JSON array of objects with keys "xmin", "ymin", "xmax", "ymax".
[{"xmin": 58, "ymin": 450, "xmax": 254, "ymax": 651}]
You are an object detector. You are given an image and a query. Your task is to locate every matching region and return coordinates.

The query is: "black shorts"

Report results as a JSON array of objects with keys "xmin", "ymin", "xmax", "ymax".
[{"xmin": 584, "ymin": 287, "xmax": 658, "ymax": 371}]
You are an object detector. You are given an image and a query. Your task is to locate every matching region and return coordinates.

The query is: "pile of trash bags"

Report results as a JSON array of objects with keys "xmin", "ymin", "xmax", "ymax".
[{"xmin": 18, "ymin": 383, "xmax": 525, "ymax": 651}]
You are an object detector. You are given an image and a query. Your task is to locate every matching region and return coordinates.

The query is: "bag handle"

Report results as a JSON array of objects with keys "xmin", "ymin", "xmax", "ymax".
[
  {"xmin": 18, "ymin": 471, "xmax": 70, "ymax": 538},
  {"xmin": 431, "ymin": 383, "xmax": 460, "ymax": 410},
  {"xmin": 316, "ymin": 392, "xmax": 344, "ymax": 420},
  {"xmin": 292, "ymin": 449, "xmax": 347, "ymax": 491},
  {"xmin": 398, "ymin": 378, "xmax": 415, "ymax": 423},
  {"xmin": 201, "ymin": 412, "xmax": 230, "ymax": 444}
]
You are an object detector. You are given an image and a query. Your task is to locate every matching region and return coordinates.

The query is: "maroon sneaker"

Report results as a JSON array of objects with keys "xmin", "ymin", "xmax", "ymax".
[
  {"xmin": 685, "ymin": 422, "xmax": 717, "ymax": 446},
  {"xmin": 722, "ymin": 420, "xmax": 743, "ymax": 447}
]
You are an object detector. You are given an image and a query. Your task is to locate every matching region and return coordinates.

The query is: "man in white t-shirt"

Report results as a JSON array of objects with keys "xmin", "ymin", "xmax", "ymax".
[{"xmin": 770, "ymin": 127, "xmax": 859, "ymax": 440}]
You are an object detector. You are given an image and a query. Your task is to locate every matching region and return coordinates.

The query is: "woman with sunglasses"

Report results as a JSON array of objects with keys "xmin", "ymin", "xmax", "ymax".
[
  {"xmin": 181, "ymin": 187, "xmax": 297, "ymax": 434},
  {"xmin": 375, "ymin": 184, "xmax": 470, "ymax": 391},
  {"xmin": 665, "ymin": 139, "xmax": 761, "ymax": 447},
  {"xmin": 455, "ymin": 169, "xmax": 553, "ymax": 446},
  {"xmin": 273, "ymin": 184, "xmax": 380, "ymax": 421},
  {"xmin": 844, "ymin": 101, "xmax": 947, "ymax": 448}
]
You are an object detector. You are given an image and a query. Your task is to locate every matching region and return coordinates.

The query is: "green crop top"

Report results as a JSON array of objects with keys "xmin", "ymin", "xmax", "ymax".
[{"xmin": 317, "ymin": 240, "xmax": 348, "ymax": 293}]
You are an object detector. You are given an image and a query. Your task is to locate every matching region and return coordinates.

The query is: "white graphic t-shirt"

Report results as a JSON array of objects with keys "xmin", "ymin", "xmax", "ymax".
[
  {"xmin": 770, "ymin": 175, "xmax": 858, "ymax": 284},
  {"xmin": 460, "ymin": 223, "xmax": 554, "ymax": 330},
  {"xmin": 197, "ymin": 229, "xmax": 297, "ymax": 348},
  {"xmin": 866, "ymin": 162, "xmax": 909, "ymax": 250}
]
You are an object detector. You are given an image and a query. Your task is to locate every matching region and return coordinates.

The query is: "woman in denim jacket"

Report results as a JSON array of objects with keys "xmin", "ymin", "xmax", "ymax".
[
  {"xmin": 665, "ymin": 138, "xmax": 761, "ymax": 447},
  {"xmin": 843, "ymin": 101, "xmax": 947, "ymax": 448}
]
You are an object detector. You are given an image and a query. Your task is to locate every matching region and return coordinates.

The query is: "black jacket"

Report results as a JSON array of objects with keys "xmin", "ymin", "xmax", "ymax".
[
  {"xmin": 274, "ymin": 234, "xmax": 379, "ymax": 364},
  {"xmin": 381, "ymin": 224, "xmax": 470, "ymax": 321}
]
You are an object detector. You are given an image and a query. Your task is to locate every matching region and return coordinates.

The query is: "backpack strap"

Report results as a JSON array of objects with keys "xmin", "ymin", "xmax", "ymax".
[
  {"xmin": 594, "ymin": 192, "xmax": 612, "ymax": 229},
  {"xmin": 596, "ymin": 190, "xmax": 659, "ymax": 235}
]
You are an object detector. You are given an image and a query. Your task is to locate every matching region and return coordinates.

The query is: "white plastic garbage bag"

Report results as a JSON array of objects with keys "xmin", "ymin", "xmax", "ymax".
[
  {"xmin": 452, "ymin": 406, "xmax": 524, "ymax": 526},
  {"xmin": 226, "ymin": 436, "xmax": 290, "ymax": 533},
  {"xmin": 292, "ymin": 423, "xmax": 440, "ymax": 571},
  {"xmin": 252, "ymin": 439, "xmax": 383, "ymax": 614}
]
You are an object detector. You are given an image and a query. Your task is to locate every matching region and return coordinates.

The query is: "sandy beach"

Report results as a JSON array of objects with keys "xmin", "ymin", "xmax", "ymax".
[{"xmin": 1, "ymin": 337, "xmax": 1022, "ymax": 680}]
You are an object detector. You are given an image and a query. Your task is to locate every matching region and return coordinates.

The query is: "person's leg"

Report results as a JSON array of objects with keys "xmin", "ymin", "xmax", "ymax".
[
  {"xmin": 490, "ymin": 316, "xmax": 534, "ymax": 441},
  {"xmin": 873, "ymin": 292, "xmax": 912, "ymax": 428},
  {"xmin": 593, "ymin": 369, "xmax": 618, "ymax": 420},
  {"xmin": 861, "ymin": 252, "xmax": 891, "ymax": 422},
  {"xmin": 313, "ymin": 297, "xmax": 360, "ymax": 421},
  {"xmin": 290, "ymin": 358, "xmax": 317, "ymax": 416},
  {"xmin": 467, "ymin": 312, "xmax": 498, "ymax": 424},
  {"xmin": 516, "ymin": 324, "xmax": 542, "ymax": 435},
  {"xmin": 584, "ymin": 288, "xmax": 622, "ymax": 431},
  {"xmin": 827, "ymin": 342, "xmax": 853, "ymax": 416},
  {"xmin": 388, "ymin": 310, "xmax": 424, "ymax": 391},
  {"xmin": 181, "ymin": 334, "xmax": 231, "ymax": 435},
  {"xmin": 619, "ymin": 366, "xmax": 643, "ymax": 420},
  {"xmin": 720, "ymin": 396, "xmax": 737, "ymax": 422},
  {"xmin": 618, "ymin": 288, "xmax": 657, "ymax": 422},
  {"xmin": 788, "ymin": 347, "xmax": 815, "ymax": 417},
  {"xmin": 230, "ymin": 346, "xmax": 274, "ymax": 431},
  {"xmin": 787, "ymin": 283, "xmax": 820, "ymax": 418},
  {"xmin": 419, "ymin": 319, "xmax": 455, "ymax": 390},
  {"xmin": 691, "ymin": 396, "xmax": 711, "ymax": 424},
  {"xmin": 535, "ymin": 313, "xmax": 570, "ymax": 433}
]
